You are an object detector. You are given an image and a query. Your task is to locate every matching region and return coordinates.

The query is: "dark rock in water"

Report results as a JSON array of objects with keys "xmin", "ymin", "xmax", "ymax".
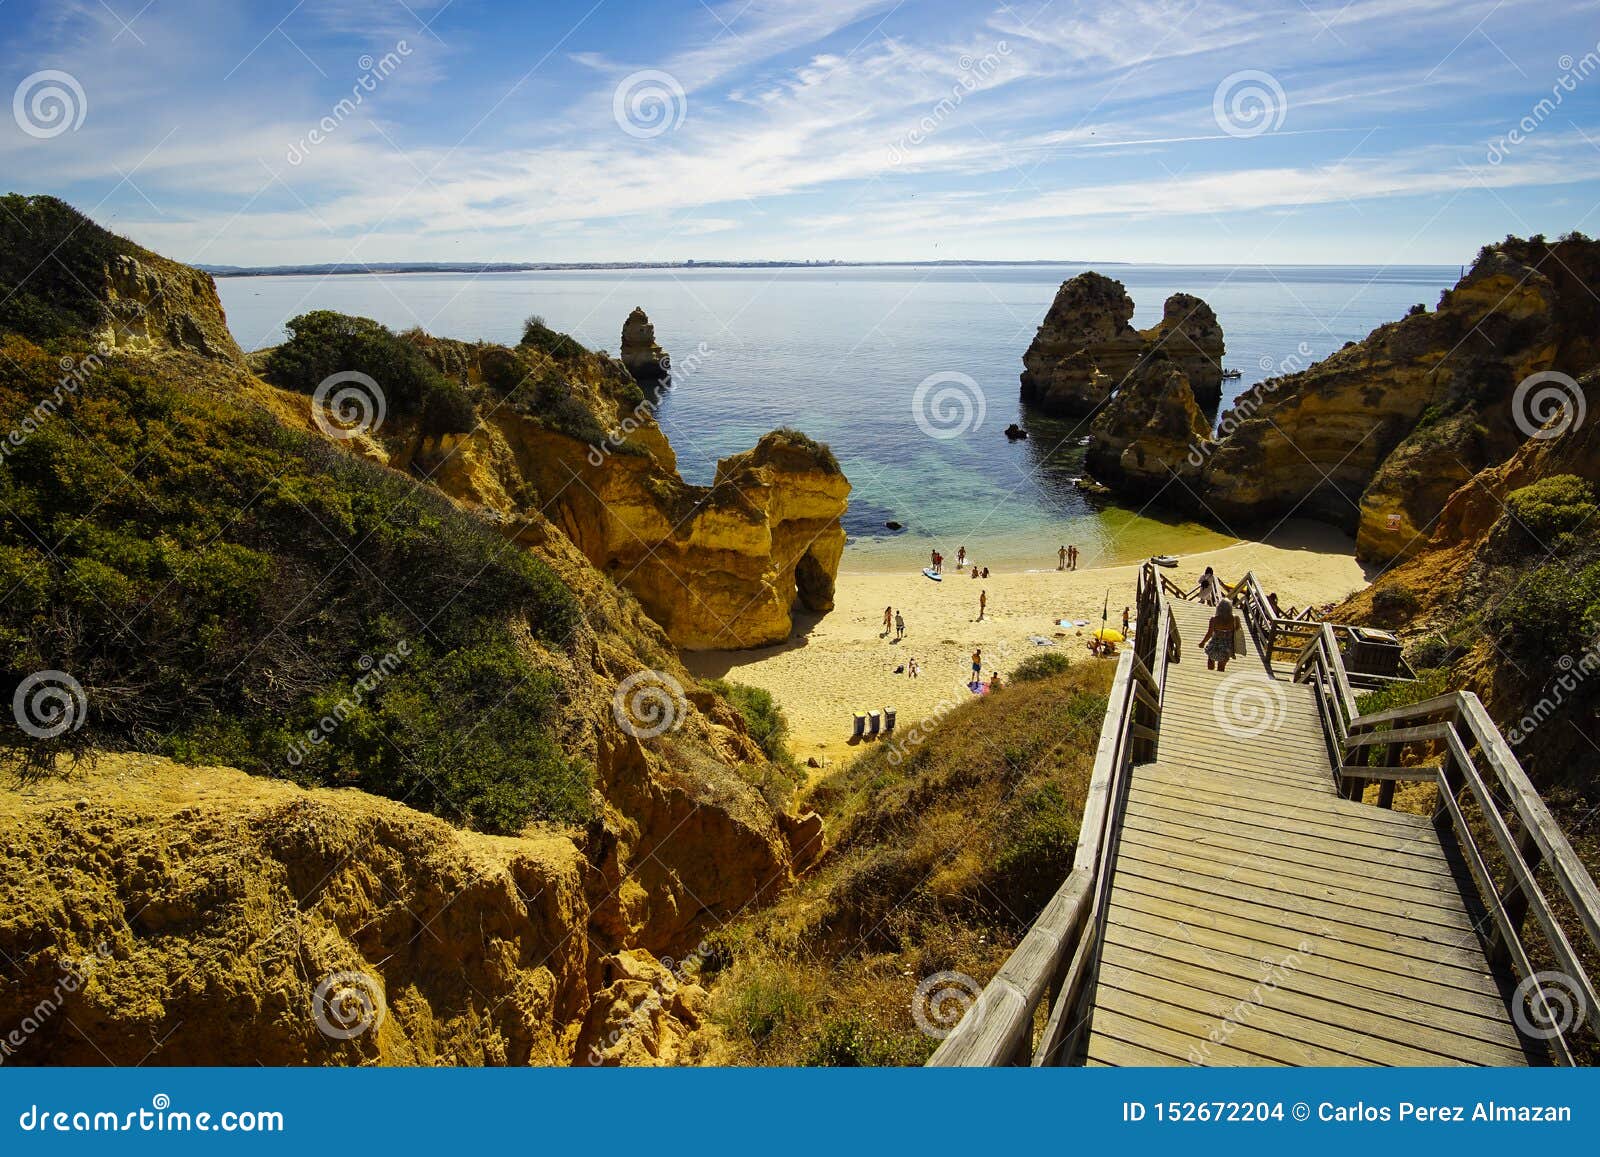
[
  {"xmin": 884, "ymin": 520, "xmax": 903, "ymax": 531},
  {"xmin": 620, "ymin": 307, "xmax": 670, "ymax": 386},
  {"xmin": 1004, "ymin": 423, "xmax": 1028, "ymax": 440}
]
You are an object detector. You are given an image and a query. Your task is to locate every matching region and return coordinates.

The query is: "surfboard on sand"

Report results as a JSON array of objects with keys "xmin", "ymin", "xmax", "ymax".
[{"xmin": 922, "ymin": 568, "xmax": 942, "ymax": 581}]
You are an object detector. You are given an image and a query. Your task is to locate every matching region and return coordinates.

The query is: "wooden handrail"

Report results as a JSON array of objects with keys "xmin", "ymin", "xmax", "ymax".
[{"xmin": 929, "ymin": 561, "xmax": 1178, "ymax": 1067}]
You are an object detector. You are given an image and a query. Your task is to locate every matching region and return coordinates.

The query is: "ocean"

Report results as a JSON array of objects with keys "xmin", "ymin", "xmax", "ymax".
[{"xmin": 215, "ymin": 263, "xmax": 1457, "ymax": 572}]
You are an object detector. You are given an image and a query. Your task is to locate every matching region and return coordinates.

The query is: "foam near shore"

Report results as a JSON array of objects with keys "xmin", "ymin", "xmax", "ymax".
[{"xmin": 683, "ymin": 520, "xmax": 1370, "ymax": 763}]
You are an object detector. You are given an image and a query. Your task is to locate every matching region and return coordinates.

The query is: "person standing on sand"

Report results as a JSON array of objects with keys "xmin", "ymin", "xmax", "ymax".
[
  {"xmin": 895, "ymin": 610, "xmax": 905, "ymax": 640},
  {"xmin": 971, "ymin": 648, "xmax": 983, "ymax": 681},
  {"xmin": 1122, "ymin": 606, "xmax": 1131, "ymax": 638},
  {"xmin": 908, "ymin": 657, "xmax": 920, "ymax": 679},
  {"xmin": 957, "ymin": 546, "xmax": 967, "ymax": 568},
  {"xmin": 883, "ymin": 605, "xmax": 893, "ymax": 636},
  {"xmin": 978, "ymin": 589, "xmax": 987, "ymax": 620},
  {"xmin": 1058, "ymin": 545, "xmax": 1067, "ymax": 570}
]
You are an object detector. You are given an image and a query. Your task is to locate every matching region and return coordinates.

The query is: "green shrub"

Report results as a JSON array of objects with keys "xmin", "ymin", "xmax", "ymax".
[
  {"xmin": 804, "ymin": 1012, "xmax": 928, "ymax": 1067},
  {"xmin": 1505, "ymin": 475, "xmax": 1597, "ymax": 544},
  {"xmin": 1493, "ymin": 558, "xmax": 1600, "ymax": 661},
  {"xmin": 262, "ymin": 310, "xmax": 476, "ymax": 436},
  {"xmin": 1371, "ymin": 585, "xmax": 1420, "ymax": 624},
  {"xmin": 994, "ymin": 782, "xmax": 1079, "ymax": 919},
  {"xmin": 703, "ymin": 678, "xmax": 793, "ymax": 764},
  {"xmin": 0, "ymin": 337, "xmax": 585, "ymax": 830},
  {"xmin": 1012, "ymin": 650, "xmax": 1071, "ymax": 682},
  {"xmin": 718, "ymin": 959, "xmax": 811, "ymax": 1044},
  {"xmin": 519, "ymin": 315, "xmax": 586, "ymax": 360}
]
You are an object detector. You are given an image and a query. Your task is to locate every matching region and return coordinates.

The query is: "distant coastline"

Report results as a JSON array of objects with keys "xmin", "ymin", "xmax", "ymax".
[{"xmin": 199, "ymin": 259, "xmax": 1119, "ymax": 277}]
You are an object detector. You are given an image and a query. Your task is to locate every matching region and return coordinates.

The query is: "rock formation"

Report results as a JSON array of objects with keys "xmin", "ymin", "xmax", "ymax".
[
  {"xmin": 1139, "ymin": 292, "xmax": 1226, "ymax": 408},
  {"xmin": 1189, "ymin": 234, "xmax": 1600, "ymax": 563},
  {"xmin": 620, "ymin": 306, "xmax": 670, "ymax": 387},
  {"xmin": 1020, "ymin": 272, "xmax": 1226, "ymax": 416},
  {"xmin": 1085, "ymin": 358, "xmax": 1209, "ymax": 496}
]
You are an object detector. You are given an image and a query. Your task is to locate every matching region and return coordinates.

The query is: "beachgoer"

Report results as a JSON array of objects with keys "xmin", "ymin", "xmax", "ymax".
[
  {"xmin": 978, "ymin": 589, "xmax": 987, "ymax": 620},
  {"xmin": 930, "ymin": 549, "xmax": 937, "ymax": 572},
  {"xmin": 1069, "ymin": 544, "xmax": 1078, "ymax": 570},
  {"xmin": 933, "ymin": 550, "xmax": 943, "ymax": 575},
  {"xmin": 1058, "ymin": 545, "xmax": 1067, "ymax": 570},
  {"xmin": 1197, "ymin": 565, "xmax": 1219, "ymax": 607},
  {"xmin": 895, "ymin": 610, "xmax": 906, "ymax": 640},
  {"xmin": 1267, "ymin": 592, "xmax": 1283, "ymax": 618},
  {"xmin": 957, "ymin": 546, "xmax": 967, "ymax": 568},
  {"xmin": 971, "ymin": 648, "xmax": 983, "ymax": 679},
  {"xmin": 883, "ymin": 605, "xmax": 892, "ymax": 635},
  {"xmin": 989, "ymin": 670, "xmax": 1002, "ymax": 691},
  {"xmin": 971, "ymin": 565, "xmax": 979, "ymax": 579},
  {"xmin": 1200, "ymin": 597, "xmax": 1240, "ymax": 673},
  {"xmin": 981, "ymin": 566, "xmax": 989, "ymax": 578},
  {"xmin": 1122, "ymin": 606, "xmax": 1131, "ymax": 638},
  {"xmin": 908, "ymin": 657, "xmax": 920, "ymax": 679}
]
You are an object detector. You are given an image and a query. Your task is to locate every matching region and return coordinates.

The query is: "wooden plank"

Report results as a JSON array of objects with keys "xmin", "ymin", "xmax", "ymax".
[
  {"xmin": 1084, "ymin": 1033, "xmax": 1183, "ymax": 1067},
  {"xmin": 1116, "ymin": 810, "xmax": 1473, "ymax": 897},
  {"xmin": 1117, "ymin": 825, "xmax": 1476, "ymax": 920},
  {"xmin": 1108, "ymin": 871, "xmax": 1494, "ymax": 975},
  {"xmin": 1351, "ymin": 691, "xmax": 1465, "ymax": 730},
  {"xmin": 1096, "ymin": 962, "xmax": 1486, "ymax": 1067},
  {"xmin": 1139, "ymin": 765, "xmax": 1428, "ymax": 832},
  {"xmin": 1108, "ymin": 889, "xmax": 1503, "ymax": 999},
  {"xmin": 1140, "ymin": 753, "xmax": 1336, "ymax": 793},
  {"xmin": 1340, "ymin": 764, "xmax": 1440, "ymax": 782},
  {"xmin": 1123, "ymin": 795, "xmax": 1457, "ymax": 873},
  {"xmin": 1085, "ymin": 1003, "xmax": 1282, "ymax": 1067},
  {"xmin": 1103, "ymin": 925, "xmax": 1523, "ymax": 1053},
  {"xmin": 1345, "ymin": 723, "xmax": 1451, "ymax": 748},
  {"xmin": 1094, "ymin": 983, "xmax": 1369, "ymax": 1067},
  {"xmin": 1113, "ymin": 841, "xmax": 1478, "ymax": 937}
]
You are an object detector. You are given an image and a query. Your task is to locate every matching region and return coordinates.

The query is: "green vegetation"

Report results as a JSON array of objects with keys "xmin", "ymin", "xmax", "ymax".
[
  {"xmin": 1012, "ymin": 650, "xmax": 1072, "ymax": 682},
  {"xmin": 706, "ymin": 662, "xmax": 1113, "ymax": 1065},
  {"xmin": 519, "ymin": 314, "xmax": 586, "ymax": 361},
  {"xmin": 262, "ymin": 310, "xmax": 477, "ymax": 437},
  {"xmin": 0, "ymin": 334, "xmax": 588, "ymax": 832},
  {"xmin": 702, "ymin": 678, "xmax": 792, "ymax": 764},
  {"xmin": 768, "ymin": 426, "xmax": 841, "ymax": 474},
  {"xmin": 0, "ymin": 195, "xmax": 126, "ymax": 341},
  {"xmin": 1504, "ymin": 475, "xmax": 1597, "ymax": 545},
  {"xmin": 1493, "ymin": 557, "xmax": 1600, "ymax": 662}
]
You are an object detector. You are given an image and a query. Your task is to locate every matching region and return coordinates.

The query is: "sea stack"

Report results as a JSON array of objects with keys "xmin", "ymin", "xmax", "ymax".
[
  {"xmin": 1020, "ymin": 273, "xmax": 1227, "ymax": 416},
  {"xmin": 620, "ymin": 306, "xmax": 670, "ymax": 387},
  {"xmin": 1139, "ymin": 293, "xmax": 1226, "ymax": 409},
  {"xmin": 1085, "ymin": 357, "xmax": 1208, "ymax": 496}
]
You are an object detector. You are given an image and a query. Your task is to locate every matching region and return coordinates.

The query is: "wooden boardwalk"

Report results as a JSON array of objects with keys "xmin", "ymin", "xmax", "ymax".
[{"xmin": 1084, "ymin": 598, "xmax": 1528, "ymax": 1067}]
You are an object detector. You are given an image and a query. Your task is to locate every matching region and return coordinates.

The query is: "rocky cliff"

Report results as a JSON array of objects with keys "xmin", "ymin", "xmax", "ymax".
[
  {"xmin": 620, "ymin": 306, "xmax": 670, "ymax": 387},
  {"xmin": 1085, "ymin": 358, "xmax": 1209, "ymax": 496},
  {"xmin": 0, "ymin": 196, "xmax": 831, "ymax": 1066},
  {"xmin": 1188, "ymin": 235, "xmax": 1600, "ymax": 563},
  {"xmin": 1020, "ymin": 272, "xmax": 1226, "ymax": 415}
]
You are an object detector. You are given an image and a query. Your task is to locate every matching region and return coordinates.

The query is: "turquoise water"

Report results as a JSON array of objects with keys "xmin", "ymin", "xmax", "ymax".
[{"xmin": 216, "ymin": 263, "xmax": 1455, "ymax": 571}]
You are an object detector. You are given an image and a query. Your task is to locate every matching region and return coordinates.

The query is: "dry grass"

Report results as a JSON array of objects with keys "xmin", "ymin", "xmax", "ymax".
[{"xmin": 699, "ymin": 662, "xmax": 1114, "ymax": 1065}]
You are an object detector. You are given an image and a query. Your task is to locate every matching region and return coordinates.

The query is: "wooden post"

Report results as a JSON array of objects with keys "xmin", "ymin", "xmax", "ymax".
[{"xmin": 1377, "ymin": 740, "xmax": 1400, "ymax": 809}]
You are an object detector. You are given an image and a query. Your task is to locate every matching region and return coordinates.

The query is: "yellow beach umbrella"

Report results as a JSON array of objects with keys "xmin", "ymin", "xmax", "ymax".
[{"xmin": 1092, "ymin": 627, "xmax": 1125, "ymax": 643}]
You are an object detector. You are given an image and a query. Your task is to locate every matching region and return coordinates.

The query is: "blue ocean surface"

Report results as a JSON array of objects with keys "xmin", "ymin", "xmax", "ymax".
[{"xmin": 216, "ymin": 263, "xmax": 1457, "ymax": 570}]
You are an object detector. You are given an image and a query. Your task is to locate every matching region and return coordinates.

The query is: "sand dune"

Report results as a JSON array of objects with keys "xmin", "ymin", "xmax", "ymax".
[{"xmin": 683, "ymin": 520, "xmax": 1370, "ymax": 764}]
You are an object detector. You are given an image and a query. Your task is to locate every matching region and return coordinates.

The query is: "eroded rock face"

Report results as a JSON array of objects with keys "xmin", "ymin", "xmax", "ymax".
[
  {"xmin": 1191, "ymin": 235, "xmax": 1600, "ymax": 563},
  {"xmin": 1086, "ymin": 359, "xmax": 1209, "ymax": 496},
  {"xmin": 620, "ymin": 307, "xmax": 670, "ymax": 387},
  {"xmin": 1020, "ymin": 273, "xmax": 1226, "ymax": 416},
  {"xmin": 1020, "ymin": 272, "xmax": 1144, "ymax": 414},
  {"xmin": 1140, "ymin": 293, "xmax": 1225, "ymax": 408}
]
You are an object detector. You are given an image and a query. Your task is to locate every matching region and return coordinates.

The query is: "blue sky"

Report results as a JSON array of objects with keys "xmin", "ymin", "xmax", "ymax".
[{"xmin": 3, "ymin": 0, "xmax": 1599, "ymax": 264}]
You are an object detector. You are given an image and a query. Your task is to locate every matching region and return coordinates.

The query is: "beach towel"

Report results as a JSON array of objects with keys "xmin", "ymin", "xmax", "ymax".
[{"xmin": 1028, "ymin": 635, "xmax": 1055, "ymax": 646}]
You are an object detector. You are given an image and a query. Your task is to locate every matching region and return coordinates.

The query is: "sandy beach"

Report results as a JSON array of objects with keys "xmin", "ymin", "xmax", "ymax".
[{"xmin": 684, "ymin": 520, "xmax": 1371, "ymax": 763}]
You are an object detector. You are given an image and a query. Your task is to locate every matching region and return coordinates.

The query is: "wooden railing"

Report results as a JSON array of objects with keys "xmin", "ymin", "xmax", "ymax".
[
  {"xmin": 1230, "ymin": 571, "xmax": 1412, "ymax": 686},
  {"xmin": 927, "ymin": 561, "xmax": 1180, "ymax": 1067},
  {"xmin": 1290, "ymin": 618, "xmax": 1600, "ymax": 1063}
]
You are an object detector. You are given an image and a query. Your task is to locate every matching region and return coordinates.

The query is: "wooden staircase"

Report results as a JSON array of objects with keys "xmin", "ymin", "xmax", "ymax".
[{"xmin": 1084, "ymin": 597, "xmax": 1527, "ymax": 1066}]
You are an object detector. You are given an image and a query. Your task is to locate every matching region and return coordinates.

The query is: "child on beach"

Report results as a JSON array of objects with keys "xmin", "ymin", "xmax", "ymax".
[{"xmin": 908, "ymin": 657, "xmax": 920, "ymax": 679}]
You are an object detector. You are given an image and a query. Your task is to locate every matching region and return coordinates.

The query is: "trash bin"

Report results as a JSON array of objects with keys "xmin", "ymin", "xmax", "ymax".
[
  {"xmin": 883, "ymin": 706, "xmax": 896, "ymax": 733},
  {"xmin": 867, "ymin": 709, "xmax": 881, "ymax": 738},
  {"xmin": 1346, "ymin": 627, "xmax": 1402, "ymax": 677},
  {"xmin": 852, "ymin": 711, "xmax": 866, "ymax": 740}
]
